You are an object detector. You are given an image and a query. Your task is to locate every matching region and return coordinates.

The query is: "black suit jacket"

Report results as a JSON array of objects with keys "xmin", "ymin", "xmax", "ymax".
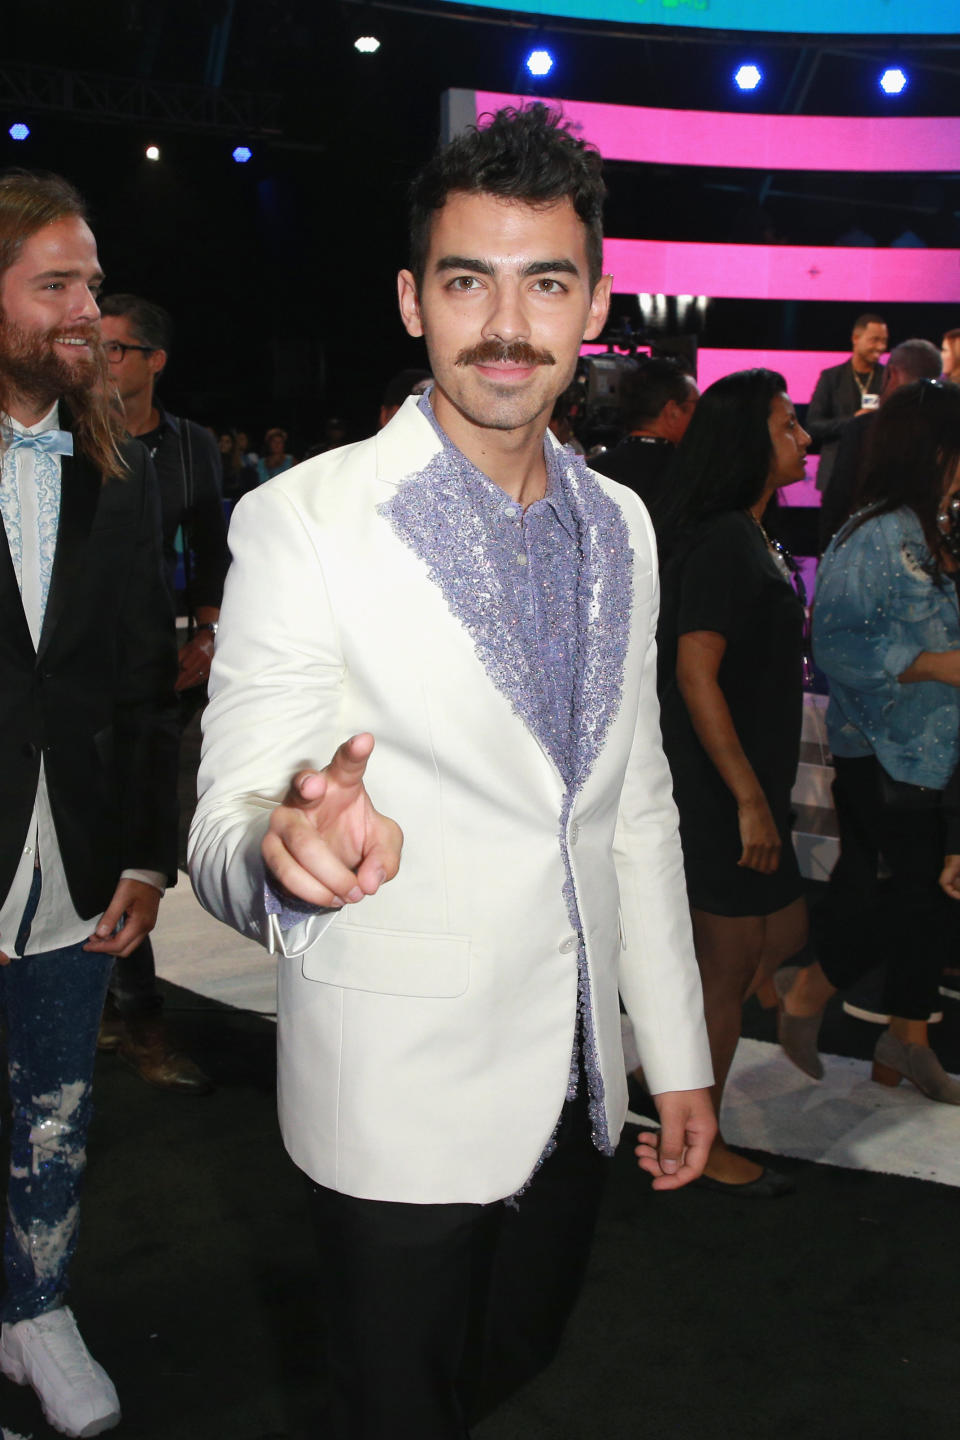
[
  {"xmin": 807, "ymin": 358, "xmax": 884, "ymax": 493},
  {"xmin": 819, "ymin": 410, "xmax": 876, "ymax": 551},
  {"xmin": 0, "ymin": 417, "xmax": 180, "ymax": 919}
]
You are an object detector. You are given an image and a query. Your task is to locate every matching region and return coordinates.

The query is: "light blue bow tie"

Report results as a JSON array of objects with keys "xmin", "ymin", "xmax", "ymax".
[{"xmin": 3, "ymin": 427, "xmax": 74, "ymax": 457}]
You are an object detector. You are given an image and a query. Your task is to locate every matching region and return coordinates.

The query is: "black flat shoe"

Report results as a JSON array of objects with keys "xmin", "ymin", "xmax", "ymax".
[{"xmin": 694, "ymin": 1167, "xmax": 795, "ymax": 1198}]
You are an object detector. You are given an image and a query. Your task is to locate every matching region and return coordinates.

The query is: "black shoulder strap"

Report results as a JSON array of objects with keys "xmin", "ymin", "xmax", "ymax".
[{"xmin": 177, "ymin": 418, "xmax": 197, "ymax": 637}]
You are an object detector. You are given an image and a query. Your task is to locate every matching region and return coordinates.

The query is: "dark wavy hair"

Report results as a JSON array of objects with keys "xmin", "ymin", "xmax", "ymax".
[
  {"xmin": 841, "ymin": 380, "xmax": 960, "ymax": 574},
  {"xmin": 408, "ymin": 103, "xmax": 606, "ymax": 291},
  {"xmin": 621, "ymin": 356, "xmax": 693, "ymax": 430},
  {"xmin": 658, "ymin": 368, "xmax": 787, "ymax": 549}
]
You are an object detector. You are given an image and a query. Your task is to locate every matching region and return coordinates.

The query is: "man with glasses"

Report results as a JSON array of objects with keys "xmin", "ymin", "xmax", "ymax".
[{"xmin": 98, "ymin": 294, "xmax": 229, "ymax": 1094}]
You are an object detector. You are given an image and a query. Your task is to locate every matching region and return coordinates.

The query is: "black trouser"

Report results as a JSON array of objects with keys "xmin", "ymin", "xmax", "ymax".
[
  {"xmin": 816, "ymin": 754, "xmax": 959, "ymax": 1018},
  {"xmin": 307, "ymin": 1081, "xmax": 609, "ymax": 1440}
]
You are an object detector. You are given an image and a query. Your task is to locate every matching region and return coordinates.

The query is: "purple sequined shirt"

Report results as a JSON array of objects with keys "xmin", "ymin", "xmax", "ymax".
[{"xmin": 418, "ymin": 391, "xmax": 581, "ymax": 780}]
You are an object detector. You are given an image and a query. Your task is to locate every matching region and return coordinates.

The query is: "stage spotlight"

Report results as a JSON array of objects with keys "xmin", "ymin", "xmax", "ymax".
[
  {"xmin": 734, "ymin": 63, "xmax": 763, "ymax": 91},
  {"xmin": 525, "ymin": 48, "xmax": 554, "ymax": 78},
  {"xmin": 145, "ymin": 145, "xmax": 160, "ymax": 161},
  {"xmin": 232, "ymin": 145, "xmax": 252, "ymax": 164},
  {"xmin": 354, "ymin": 35, "xmax": 380, "ymax": 53},
  {"xmin": 880, "ymin": 67, "xmax": 908, "ymax": 95},
  {"xmin": 8, "ymin": 123, "xmax": 30, "ymax": 141}
]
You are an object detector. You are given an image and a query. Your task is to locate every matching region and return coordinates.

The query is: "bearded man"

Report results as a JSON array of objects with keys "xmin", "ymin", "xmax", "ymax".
[{"xmin": 0, "ymin": 171, "xmax": 179, "ymax": 1437}]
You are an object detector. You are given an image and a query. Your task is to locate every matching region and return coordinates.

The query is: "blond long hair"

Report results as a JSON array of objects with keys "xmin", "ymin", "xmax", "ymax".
[{"xmin": 0, "ymin": 170, "xmax": 127, "ymax": 480}]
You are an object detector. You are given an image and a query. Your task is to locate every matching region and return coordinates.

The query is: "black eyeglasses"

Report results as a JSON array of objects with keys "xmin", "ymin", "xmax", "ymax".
[{"xmin": 103, "ymin": 340, "xmax": 155, "ymax": 359}]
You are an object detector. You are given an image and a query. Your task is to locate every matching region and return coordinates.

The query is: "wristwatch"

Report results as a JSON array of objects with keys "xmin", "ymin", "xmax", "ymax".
[{"xmin": 195, "ymin": 621, "xmax": 219, "ymax": 636}]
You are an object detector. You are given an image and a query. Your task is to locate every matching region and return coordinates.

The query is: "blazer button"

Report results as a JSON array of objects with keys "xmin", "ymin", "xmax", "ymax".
[
  {"xmin": 22, "ymin": 741, "xmax": 39, "ymax": 759},
  {"xmin": 559, "ymin": 934, "xmax": 578, "ymax": 954}
]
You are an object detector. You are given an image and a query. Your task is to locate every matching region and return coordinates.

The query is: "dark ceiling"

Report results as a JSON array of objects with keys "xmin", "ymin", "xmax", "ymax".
[{"xmin": 1, "ymin": 1, "xmax": 958, "ymax": 444}]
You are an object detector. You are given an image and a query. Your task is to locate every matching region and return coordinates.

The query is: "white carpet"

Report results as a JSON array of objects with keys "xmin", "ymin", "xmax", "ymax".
[
  {"xmin": 157, "ymin": 881, "xmax": 960, "ymax": 1189},
  {"xmin": 719, "ymin": 1037, "xmax": 960, "ymax": 1188}
]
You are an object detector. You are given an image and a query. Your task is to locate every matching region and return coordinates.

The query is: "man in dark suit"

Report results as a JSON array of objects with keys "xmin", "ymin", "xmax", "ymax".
[
  {"xmin": 819, "ymin": 338, "xmax": 943, "ymax": 550},
  {"xmin": 807, "ymin": 312, "xmax": 888, "ymax": 495},
  {"xmin": 95, "ymin": 293, "xmax": 229, "ymax": 1095},
  {"xmin": 0, "ymin": 171, "xmax": 179, "ymax": 1436}
]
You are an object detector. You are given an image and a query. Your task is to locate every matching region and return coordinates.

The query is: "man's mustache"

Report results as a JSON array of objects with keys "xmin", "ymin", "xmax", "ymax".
[{"xmin": 455, "ymin": 340, "xmax": 556, "ymax": 368}]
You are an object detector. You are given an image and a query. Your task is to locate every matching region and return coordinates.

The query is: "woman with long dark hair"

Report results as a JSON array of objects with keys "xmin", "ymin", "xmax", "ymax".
[
  {"xmin": 777, "ymin": 381, "xmax": 960, "ymax": 1102},
  {"xmin": 657, "ymin": 369, "xmax": 810, "ymax": 1193}
]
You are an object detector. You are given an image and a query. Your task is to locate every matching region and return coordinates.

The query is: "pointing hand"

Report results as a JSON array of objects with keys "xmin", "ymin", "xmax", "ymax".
[{"xmin": 262, "ymin": 733, "xmax": 403, "ymax": 909}]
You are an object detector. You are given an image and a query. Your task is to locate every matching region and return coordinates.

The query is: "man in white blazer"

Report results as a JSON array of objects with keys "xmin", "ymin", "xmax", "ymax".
[{"xmin": 190, "ymin": 103, "xmax": 714, "ymax": 1437}]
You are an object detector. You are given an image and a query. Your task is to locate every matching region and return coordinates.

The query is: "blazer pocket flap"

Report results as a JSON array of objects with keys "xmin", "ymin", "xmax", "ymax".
[{"xmin": 301, "ymin": 924, "xmax": 470, "ymax": 998}]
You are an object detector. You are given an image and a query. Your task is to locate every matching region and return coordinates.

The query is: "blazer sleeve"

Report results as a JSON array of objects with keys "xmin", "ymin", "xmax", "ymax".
[
  {"xmin": 188, "ymin": 481, "xmax": 342, "ymax": 953},
  {"xmin": 806, "ymin": 366, "xmax": 849, "ymax": 447},
  {"xmin": 115, "ymin": 445, "xmax": 181, "ymax": 882},
  {"xmin": 611, "ymin": 500, "xmax": 713, "ymax": 1096}
]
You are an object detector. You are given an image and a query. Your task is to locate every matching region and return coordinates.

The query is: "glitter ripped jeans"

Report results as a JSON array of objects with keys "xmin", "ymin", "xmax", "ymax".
[{"xmin": 0, "ymin": 868, "xmax": 113, "ymax": 1322}]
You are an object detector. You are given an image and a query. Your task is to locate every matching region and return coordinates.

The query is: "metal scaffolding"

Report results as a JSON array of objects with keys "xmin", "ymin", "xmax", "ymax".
[{"xmin": 0, "ymin": 61, "xmax": 282, "ymax": 136}]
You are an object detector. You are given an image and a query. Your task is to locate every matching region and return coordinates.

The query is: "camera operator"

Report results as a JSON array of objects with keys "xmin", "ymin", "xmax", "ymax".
[{"xmin": 591, "ymin": 357, "xmax": 698, "ymax": 517}]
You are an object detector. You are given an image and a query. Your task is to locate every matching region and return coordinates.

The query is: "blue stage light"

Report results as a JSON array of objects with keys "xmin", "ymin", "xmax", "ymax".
[
  {"xmin": 8, "ymin": 123, "xmax": 30, "ymax": 141},
  {"xmin": 880, "ymin": 67, "xmax": 908, "ymax": 95},
  {"xmin": 232, "ymin": 146, "xmax": 252, "ymax": 164},
  {"xmin": 526, "ymin": 48, "xmax": 554, "ymax": 78},
  {"xmin": 734, "ymin": 64, "xmax": 763, "ymax": 91}
]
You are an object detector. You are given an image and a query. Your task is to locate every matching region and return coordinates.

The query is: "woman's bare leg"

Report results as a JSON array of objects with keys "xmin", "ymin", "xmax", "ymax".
[
  {"xmin": 693, "ymin": 896, "xmax": 808, "ymax": 1184},
  {"xmin": 691, "ymin": 909, "xmax": 766, "ymax": 1184}
]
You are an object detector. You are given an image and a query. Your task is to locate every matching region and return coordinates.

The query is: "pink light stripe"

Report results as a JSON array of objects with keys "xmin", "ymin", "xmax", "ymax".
[
  {"xmin": 603, "ymin": 238, "xmax": 960, "ymax": 303},
  {"xmin": 475, "ymin": 91, "xmax": 960, "ymax": 174}
]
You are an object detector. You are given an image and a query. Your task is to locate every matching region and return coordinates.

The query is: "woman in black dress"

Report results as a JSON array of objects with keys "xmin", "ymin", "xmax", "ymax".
[{"xmin": 657, "ymin": 369, "xmax": 810, "ymax": 1194}]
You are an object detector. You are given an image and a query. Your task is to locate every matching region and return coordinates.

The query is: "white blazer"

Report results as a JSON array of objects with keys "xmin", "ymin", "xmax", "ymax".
[{"xmin": 189, "ymin": 397, "xmax": 711, "ymax": 1205}]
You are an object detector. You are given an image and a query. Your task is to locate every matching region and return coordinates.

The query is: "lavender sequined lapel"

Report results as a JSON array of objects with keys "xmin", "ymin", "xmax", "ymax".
[
  {"xmin": 378, "ymin": 437, "xmax": 632, "ymax": 786},
  {"xmin": 563, "ymin": 451, "xmax": 634, "ymax": 796}
]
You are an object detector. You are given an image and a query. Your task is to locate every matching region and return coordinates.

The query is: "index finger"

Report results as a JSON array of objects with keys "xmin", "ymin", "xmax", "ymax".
[{"xmin": 327, "ymin": 732, "xmax": 375, "ymax": 785}]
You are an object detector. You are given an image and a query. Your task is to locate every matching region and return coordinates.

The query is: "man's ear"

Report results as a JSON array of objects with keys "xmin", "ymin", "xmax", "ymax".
[
  {"xmin": 583, "ymin": 273, "xmax": 613, "ymax": 343},
  {"xmin": 397, "ymin": 270, "xmax": 424, "ymax": 339},
  {"xmin": 150, "ymin": 347, "xmax": 168, "ymax": 380}
]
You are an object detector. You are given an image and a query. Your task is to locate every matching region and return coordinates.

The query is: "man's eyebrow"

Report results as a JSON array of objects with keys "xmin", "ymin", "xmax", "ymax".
[
  {"xmin": 521, "ymin": 259, "xmax": 580, "ymax": 278},
  {"xmin": 433, "ymin": 256, "xmax": 581, "ymax": 279},
  {"xmin": 32, "ymin": 267, "xmax": 105, "ymax": 285},
  {"xmin": 434, "ymin": 255, "xmax": 495, "ymax": 276}
]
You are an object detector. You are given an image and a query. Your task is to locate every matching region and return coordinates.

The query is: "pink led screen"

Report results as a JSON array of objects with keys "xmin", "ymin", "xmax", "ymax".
[
  {"xmin": 473, "ymin": 91, "xmax": 960, "ymax": 174},
  {"xmin": 603, "ymin": 239, "xmax": 959, "ymax": 304}
]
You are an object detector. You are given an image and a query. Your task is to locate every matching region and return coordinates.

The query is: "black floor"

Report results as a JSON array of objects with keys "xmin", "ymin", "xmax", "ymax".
[{"xmin": 2, "ymin": 975, "xmax": 957, "ymax": 1440}]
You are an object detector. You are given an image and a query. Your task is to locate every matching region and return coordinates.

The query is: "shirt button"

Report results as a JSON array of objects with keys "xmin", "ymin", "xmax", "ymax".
[
  {"xmin": 559, "ymin": 934, "xmax": 578, "ymax": 954},
  {"xmin": 23, "ymin": 845, "xmax": 33, "ymax": 856},
  {"xmin": 504, "ymin": 506, "xmax": 517, "ymax": 519},
  {"xmin": 516, "ymin": 554, "xmax": 527, "ymax": 567}
]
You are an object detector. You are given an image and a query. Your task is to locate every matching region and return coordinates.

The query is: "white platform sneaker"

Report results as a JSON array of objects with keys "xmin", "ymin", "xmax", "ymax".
[{"xmin": 0, "ymin": 1306, "xmax": 120, "ymax": 1437}]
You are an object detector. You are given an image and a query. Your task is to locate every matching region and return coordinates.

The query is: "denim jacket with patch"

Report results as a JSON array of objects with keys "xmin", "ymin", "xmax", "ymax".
[{"xmin": 812, "ymin": 506, "xmax": 960, "ymax": 788}]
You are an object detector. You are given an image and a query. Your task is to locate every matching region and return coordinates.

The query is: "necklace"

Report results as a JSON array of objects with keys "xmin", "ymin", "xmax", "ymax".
[
  {"xmin": 851, "ymin": 360, "xmax": 875, "ymax": 400},
  {"xmin": 748, "ymin": 509, "xmax": 803, "ymax": 594}
]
